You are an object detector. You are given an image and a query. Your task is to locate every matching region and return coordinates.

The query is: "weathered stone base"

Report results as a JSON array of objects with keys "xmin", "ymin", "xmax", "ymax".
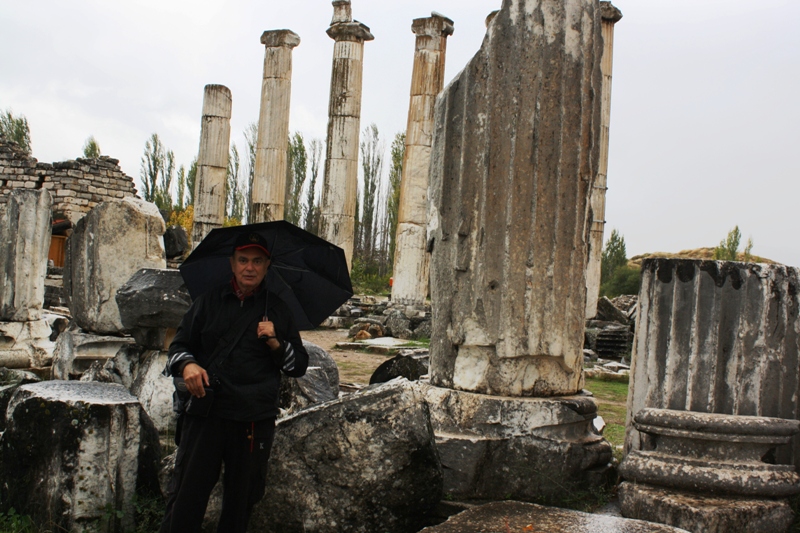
[
  {"xmin": 0, "ymin": 319, "xmax": 54, "ymax": 368},
  {"xmin": 619, "ymin": 483, "xmax": 794, "ymax": 533},
  {"xmin": 0, "ymin": 381, "xmax": 161, "ymax": 532},
  {"xmin": 422, "ymin": 385, "xmax": 613, "ymax": 502},
  {"xmin": 421, "ymin": 500, "xmax": 689, "ymax": 532}
]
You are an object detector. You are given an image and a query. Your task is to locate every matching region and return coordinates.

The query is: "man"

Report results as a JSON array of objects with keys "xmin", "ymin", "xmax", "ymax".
[{"xmin": 160, "ymin": 232, "xmax": 308, "ymax": 533}]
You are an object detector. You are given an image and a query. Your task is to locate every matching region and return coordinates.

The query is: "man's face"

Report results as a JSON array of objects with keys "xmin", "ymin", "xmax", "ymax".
[{"xmin": 230, "ymin": 248, "xmax": 270, "ymax": 293}]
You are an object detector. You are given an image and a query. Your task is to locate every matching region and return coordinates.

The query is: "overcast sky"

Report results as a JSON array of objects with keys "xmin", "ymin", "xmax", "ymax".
[{"xmin": 2, "ymin": 0, "xmax": 798, "ymax": 266}]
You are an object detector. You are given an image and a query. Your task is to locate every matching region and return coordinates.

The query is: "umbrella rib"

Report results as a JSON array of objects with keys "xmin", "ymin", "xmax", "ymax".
[{"xmin": 272, "ymin": 264, "xmax": 311, "ymax": 273}]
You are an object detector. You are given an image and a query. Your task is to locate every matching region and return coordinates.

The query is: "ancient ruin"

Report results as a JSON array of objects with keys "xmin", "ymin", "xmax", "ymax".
[
  {"xmin": 0, "ymin": 381, "xmax": 161, "ymax": 532},
  {"xmin": 585, "ymin": 2, "xmax": 623, "ymax": 319},
  {"xmin": 621, "ymin": 258, "xmax": 800, "ymax": 531},
  {"xmin": 250, "ymin": 30, "xmax": 301, "ymax": 223},
  {"xmin": 425, "ymin": 0, "xmax": 612, "ymax": 501},
  {"xmin": 428, "ymin": 0, "xmax": 603, "ymax": 397},
  {"xmin": 2, "ymin": 0, "xmax": 800, "ymax": 531},
  {"xmin": 0, "ymin": 189, "xmax": 54, "ymax": 369},
  {"xmin": 64, "ymin": 197, "xmax": 167, "ymax": 335},
  {"xmin": 390, "ymin": 14, "xmax": 454, "ymax": 307},
  {"xmin": 319, "ymin": 0, "xmax": 374, "ymax": 267},
  {"xmin": 191, "ymin": 84, "xmax": 232, "ymax": 244},
  {"xmin": 620, "ymin": 409, "xmax": 799, "ymax": 532},
  {"xmin": 0, "ymin": 135, "xmax": 138, "ymax": 223}
]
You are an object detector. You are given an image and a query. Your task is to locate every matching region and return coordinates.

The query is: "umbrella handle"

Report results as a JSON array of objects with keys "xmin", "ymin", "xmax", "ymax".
[{"xmin": 258, "ymin": 315, "xmax": 269, "ymax": 340}]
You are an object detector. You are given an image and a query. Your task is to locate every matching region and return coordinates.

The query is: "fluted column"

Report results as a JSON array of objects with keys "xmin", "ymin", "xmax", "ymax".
[
  {"xmin": 319, "ymin": 0, "xmax": 374, "ymax": 267},
  {"xmin": 251, "ymin": 30, "xmax": 301, "ymax": 223},
  {"xmin": 391, "ymin": 14, "xmax": 454, "ymax": 306},
  {"xmin": 0, "ymin": 189, "xmax": 52, "ymax": 322},
  {"xmin": 192, "ymin": 84, "xmax": 232, "ymax": 245},
  {"xmin": 626, "ymin": 259, "xmax": 800, "ymax": 468},
  {"xmin": 585, "ymin": 2, "xmax": 623, "ymax": 319},
  {"xmin": 428, "ymin": 0, "xmax": 603, "ymax": 397}
]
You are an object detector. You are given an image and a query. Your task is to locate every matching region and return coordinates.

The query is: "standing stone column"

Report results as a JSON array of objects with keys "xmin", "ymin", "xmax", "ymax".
[
  {"xmin": 424, "ymin": 0, "xmax": 611, "ymax": 504},
  {"xmin": 0, "ymin": 189, "xmax": 52, "ymax": 322},
  {"xmin": 250, "ymin": 30, "xmax": 301, "ymax": 223},
  {"xmin": 391, "ymin": 14, "xmax": 454, "ymax": 307},
  {"xmin": 319, "ymin": 0, "xmax": 374, "ymax": 267},
  {"xmin": 0, "ymin": 189, "xmax": 54, "ymax": 370},
  {"xmin": 429, "ymin": 0, "xmax": 604, "ymax": 397},
  {"xmin": 585, "ymin": 2, "xmax": 623, "ymax": 319},
  {"xmin": 192, "ymin": 84, "xmax": 232, "ymax": 245}
]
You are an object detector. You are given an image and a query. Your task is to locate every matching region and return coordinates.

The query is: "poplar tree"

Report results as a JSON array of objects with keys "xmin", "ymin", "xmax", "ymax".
[
  {"xmin": 387, "ymin": 132, "xmax": 405, "ymax": 263},
  {"xmin": 285, "ymin": 132, "xmax": 307, "ymax": 226},
  {"xmin": 358, "ymin": 123, "xmax": 383, "ymax": 261},
  {"xmin": 226, "ymin": 144, "xmax": 245, "ymax": 223},
  {"xmin": 139, "ymin": 133, "xmax": 175, "ymax": 212},
  {"xmin": 82, "ymin": 136, "xmax": 101, "ymax": 158},
  {"xmin": 0, "ymin": 109, "xmax": 31, "ymax": 153},
  {"xmin": 304, "ymin": 139, "xmax": 323, "ymax": 235},
  {"xmin": 243, "ymin": 122, "xmax": 258, "ymax": 224}
]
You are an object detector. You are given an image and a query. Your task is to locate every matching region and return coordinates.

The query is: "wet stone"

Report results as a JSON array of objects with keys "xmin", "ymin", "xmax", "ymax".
[
  {"xmin": 619, "ymin": 483, "xmax": 793, "ymax": 533},
  {"xmin": 369, "ymin": 353, "xmax": 429, "ymax": 385},
  {"xmin": 420, "ymin": 501, "xmax": 689, "ymax": 532},
  {"xmin": 279, "ymin": 366, "xmax": 338, "ymax": 417},
  {"xmin": 163, "ymin": 224, "xmax": 189, "ymax": 259},
  {"xmin": 304, "ymin": 339, "xmax": 340, "ymax": 392},
  {"xmin": 115, "ymin": 268, "xmax": 191, "ymax": 330}
]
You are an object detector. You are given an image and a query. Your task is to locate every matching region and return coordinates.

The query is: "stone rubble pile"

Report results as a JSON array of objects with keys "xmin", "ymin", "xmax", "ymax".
[{"xmin": 324, "ymin": 297, "xmax": 433, "ymax": 342}]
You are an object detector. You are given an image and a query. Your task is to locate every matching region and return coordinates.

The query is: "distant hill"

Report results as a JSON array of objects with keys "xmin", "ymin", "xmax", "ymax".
[{"xmin": 628, "ymin": 247, "xmax": 778, "ymax": 268}]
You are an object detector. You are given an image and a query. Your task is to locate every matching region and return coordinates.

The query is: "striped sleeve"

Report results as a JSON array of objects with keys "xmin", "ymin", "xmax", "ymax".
[
  {"xmin": 281, "ymin": 342, "xmax": 296, "ymax": 373},
  {"xmin": 162, "ymin": 351, "xmax": 197, "ymax": 377}
]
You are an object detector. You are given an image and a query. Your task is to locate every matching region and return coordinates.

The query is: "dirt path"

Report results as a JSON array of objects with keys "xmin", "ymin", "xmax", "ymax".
[{"xmin": 303, "ymin": 328, "xmax": 391, "ymax": 385}]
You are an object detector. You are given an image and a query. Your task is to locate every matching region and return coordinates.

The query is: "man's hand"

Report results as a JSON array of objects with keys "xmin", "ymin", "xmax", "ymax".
[
  {"xmin": 258, "ymin": 320, "xmax": 281, "ymax": 350},
  {"xmin": 182, "ymin": 362, "xmax": 210, "ymax": 397}
]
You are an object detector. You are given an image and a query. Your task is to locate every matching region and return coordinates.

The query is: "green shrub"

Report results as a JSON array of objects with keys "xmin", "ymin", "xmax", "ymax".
[{"xmin": 600, "ymin": 266, "xmax": 641, "ymax": 298}]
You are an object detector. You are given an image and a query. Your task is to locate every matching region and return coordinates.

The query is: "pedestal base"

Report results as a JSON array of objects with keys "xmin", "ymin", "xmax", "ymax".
[
  {"xmin": 422, "ymin": 385, "xmax": 613, "ymax": 502},
  {"xmin": 619, "ymin": 482, "xmax": 795, "ymax": 533}
]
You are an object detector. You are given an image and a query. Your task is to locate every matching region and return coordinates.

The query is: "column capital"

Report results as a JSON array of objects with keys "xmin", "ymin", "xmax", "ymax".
[
  {"xmin": 261, "ymin": 29, "xmax": 301, "ymax": 49},
  {"xmin": 412, "ymin": 13, "xmax": 454, "ymax": 39},
  {"xmin": 327, "ymin": 21, "xmax": 374, "ymax": 43},
  {"xmin": 331, "ymin": 1, "xmax": 352, "ymax": 25},
  {"xmin": 600, "ymin": 2, "xmax": 623, "ymax": 23}
]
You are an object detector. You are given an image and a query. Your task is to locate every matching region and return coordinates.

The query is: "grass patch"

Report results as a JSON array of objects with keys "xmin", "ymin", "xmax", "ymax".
[
  {"xmin": 585, "ymin": 377, "xmax": 629, "ymax": 451},
  {"xmin": 584, "ymin": 377, "xmax": 628, "ymax": 404}
]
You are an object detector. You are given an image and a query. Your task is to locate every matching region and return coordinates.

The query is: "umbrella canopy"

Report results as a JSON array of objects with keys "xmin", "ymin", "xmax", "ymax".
[{"xmin": 179, "ymin": 221, "xmax": 352, "ymax": 330}]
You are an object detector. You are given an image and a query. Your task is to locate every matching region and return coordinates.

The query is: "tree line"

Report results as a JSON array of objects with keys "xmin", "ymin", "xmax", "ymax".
[{"xmin": 138, "ymin": 123, "xmax": 404, "ymax": 291}]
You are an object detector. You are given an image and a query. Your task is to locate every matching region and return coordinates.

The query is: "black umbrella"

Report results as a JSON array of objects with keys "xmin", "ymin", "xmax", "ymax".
[{"xmin": 179, "ymin": 221, "xmax": 352, "ymax": 330}]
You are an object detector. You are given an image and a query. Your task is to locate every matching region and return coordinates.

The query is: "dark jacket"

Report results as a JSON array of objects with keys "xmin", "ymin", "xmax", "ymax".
[{"xmin": 166, "ymin": 280, "xmax": 308, "ymax": 421}]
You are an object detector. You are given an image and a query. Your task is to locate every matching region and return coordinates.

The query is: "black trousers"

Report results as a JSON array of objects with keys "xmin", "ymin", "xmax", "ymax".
[{"xmin": 160, "ymin": 415, "xmax": 276, "ymax": 533}]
